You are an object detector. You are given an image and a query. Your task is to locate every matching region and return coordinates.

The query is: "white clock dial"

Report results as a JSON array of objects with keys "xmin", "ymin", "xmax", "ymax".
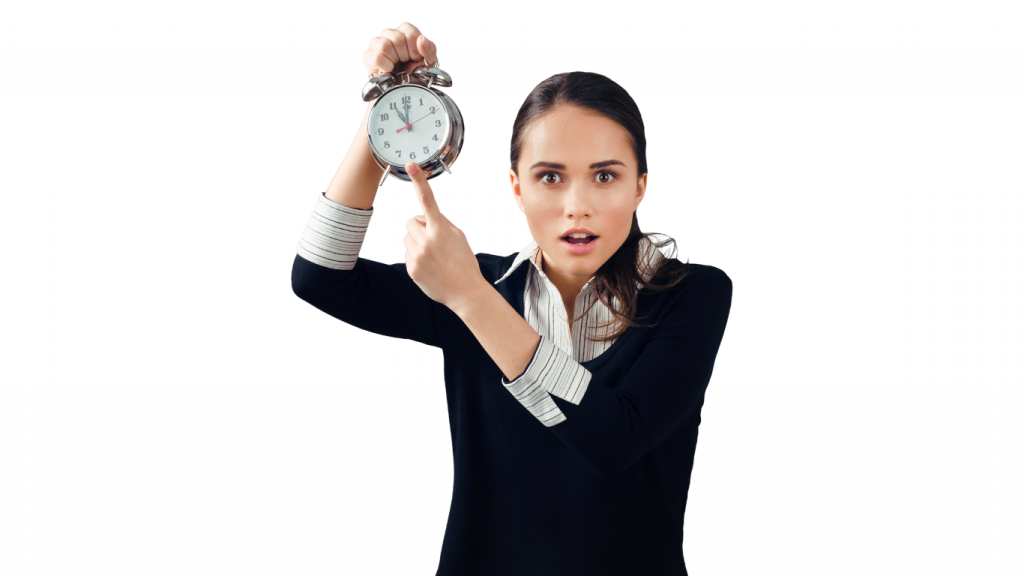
[{"xmin": 367, "ymin": 85, "xmax": 450, "ymax": 166}]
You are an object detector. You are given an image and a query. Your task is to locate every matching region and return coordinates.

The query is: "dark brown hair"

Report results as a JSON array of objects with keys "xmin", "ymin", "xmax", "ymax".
[{"xmin": 510, "ymin": 71, "xmax": 690, "ymax": 343}]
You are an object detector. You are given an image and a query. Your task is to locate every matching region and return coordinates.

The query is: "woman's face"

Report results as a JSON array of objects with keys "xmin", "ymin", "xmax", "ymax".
[{"xmin": 510, "ymin": 105, "xmax": 647, "ymax": 288}]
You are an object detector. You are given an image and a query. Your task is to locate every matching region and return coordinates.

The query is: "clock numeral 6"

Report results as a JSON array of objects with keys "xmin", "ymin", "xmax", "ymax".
[{"xmin": 410, "ymin": 151, "xmax": 417, "ymax": 160}]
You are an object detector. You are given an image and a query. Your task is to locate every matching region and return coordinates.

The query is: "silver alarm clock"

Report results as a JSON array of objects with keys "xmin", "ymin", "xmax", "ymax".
[{"xmin": 362, "ymin": 60, "xmax": 464, "ymax": 185}]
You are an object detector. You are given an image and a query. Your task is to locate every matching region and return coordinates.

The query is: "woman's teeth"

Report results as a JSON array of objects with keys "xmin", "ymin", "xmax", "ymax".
[{"xmin": 564, "ymin": 234, "xmax": 596, "ymax": 244}]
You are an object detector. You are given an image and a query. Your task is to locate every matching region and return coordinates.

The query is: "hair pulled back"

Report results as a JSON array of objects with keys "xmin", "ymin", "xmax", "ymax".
[{"xmin": 510, "ymin": 71, "xmax": 690, "ymax": 342}]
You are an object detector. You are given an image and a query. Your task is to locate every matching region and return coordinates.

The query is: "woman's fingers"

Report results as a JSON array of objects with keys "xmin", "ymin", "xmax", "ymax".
[
  {"xmin": 396, "ymin": 22, "xmax": 428, "ymax": 62},
  {"xmin": 363, "ymin": 47, "xmax": 390, "ymax": 76},
  {"xmin": 365, "ymin": 23, "xmax": 436, "ymax": 77},
  {"xmin": 380, "ymin": 29, "xmax": 412, "ymax": 63},
  {"xmin": 418, "ymin": 35, "xmax": 437, "ymax": 66},
  {"xmin": 369, "ymin": 37, "xmax": 400, "ymax": 72}
]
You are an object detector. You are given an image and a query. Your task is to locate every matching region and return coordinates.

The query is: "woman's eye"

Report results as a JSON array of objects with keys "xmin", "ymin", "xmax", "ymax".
[{"xmin": 539, "ymin": 172, "xmax": 615, "ymax": 184}]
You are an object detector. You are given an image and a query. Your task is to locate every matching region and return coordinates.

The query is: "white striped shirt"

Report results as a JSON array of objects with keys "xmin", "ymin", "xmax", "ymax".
[{"xmin": 297, "ymin": 190, "xmax": 663, "ymax": 426}]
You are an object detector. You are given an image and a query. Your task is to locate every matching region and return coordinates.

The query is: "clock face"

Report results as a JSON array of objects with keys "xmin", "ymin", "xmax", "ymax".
[{"xmin": 367, "ymin": 85, "xmax": 450, "ymax": 166}]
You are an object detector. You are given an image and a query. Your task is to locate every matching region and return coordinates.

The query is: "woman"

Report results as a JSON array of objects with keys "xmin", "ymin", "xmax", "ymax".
[{"xmin": 292, "ymin": 22, "xmax": 733, "ymax": 576}]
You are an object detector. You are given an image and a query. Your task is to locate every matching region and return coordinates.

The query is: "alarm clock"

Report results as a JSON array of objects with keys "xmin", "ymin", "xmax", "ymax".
[{"xmin": 361, "ymin": 60, "xmax": 464, "ymax": 185}]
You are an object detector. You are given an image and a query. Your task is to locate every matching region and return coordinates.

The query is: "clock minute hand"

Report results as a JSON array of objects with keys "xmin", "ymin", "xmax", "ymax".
[{"xmin": 395, "ymin": 104, "xmax": 414, "ymax": 134}]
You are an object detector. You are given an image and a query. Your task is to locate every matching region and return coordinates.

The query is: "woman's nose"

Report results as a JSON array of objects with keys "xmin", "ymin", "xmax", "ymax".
[{"xmin": 563, "ymin": 182, "xmax": 592, "ymax": 218}]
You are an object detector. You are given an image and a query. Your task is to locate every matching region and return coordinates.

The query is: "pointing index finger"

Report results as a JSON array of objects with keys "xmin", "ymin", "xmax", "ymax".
[{"xmin": 406, "ymin": 162, "xmax": 440, "ymax": 222}]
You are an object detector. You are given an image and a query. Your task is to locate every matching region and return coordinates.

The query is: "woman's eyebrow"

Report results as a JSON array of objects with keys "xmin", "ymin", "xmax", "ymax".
[{"xmin": 529, "ymin": 159, "xmax": 626, "ymax": 170}]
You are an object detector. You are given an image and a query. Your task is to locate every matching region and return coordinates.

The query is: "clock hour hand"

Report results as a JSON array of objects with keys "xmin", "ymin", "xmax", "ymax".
[{"xmin": 395, "ymin": 103, "xmax": 415, "ymax": 134}]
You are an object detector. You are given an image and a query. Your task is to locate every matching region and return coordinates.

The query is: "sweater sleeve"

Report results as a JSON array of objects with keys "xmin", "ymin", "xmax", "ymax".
[
  {"xmin": 291, "ymin": 191, "xmax": 443, "ymax": 349},
  {"xmin": 502, "ymin": 267, "xmax": 732, "ymax": 478}
]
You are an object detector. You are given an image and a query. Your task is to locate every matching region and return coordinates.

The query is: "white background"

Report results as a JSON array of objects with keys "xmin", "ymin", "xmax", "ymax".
[{"xmin": 2, "ymin": 1, "xmax": 1021, "ymax": 574}]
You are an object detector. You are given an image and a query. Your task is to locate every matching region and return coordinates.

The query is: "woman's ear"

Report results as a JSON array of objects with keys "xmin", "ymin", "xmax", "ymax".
[
  {"xmin": 510, "ymin": 169, "xmax": 525, "ymax": 213},
  {"xmin": 634, "ymin": 173, "xmax": 647, "ymax": 211}
]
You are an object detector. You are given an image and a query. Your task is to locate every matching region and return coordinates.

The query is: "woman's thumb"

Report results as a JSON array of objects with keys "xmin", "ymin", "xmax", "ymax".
[{"xmin": 419, "ymin": 36, "xmax": 435, "ymax": 62}]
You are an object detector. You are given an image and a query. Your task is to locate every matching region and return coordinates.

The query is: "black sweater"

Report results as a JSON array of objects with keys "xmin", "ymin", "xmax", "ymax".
[{"xmin": 291, "ymin": 202, "xmax": 733, "ymax": 575}]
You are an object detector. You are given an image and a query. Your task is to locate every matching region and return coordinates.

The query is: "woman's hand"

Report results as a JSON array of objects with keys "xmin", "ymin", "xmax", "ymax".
[
  {"xmin": 362, "ymin": 22, "xmax": 438, "ymax": 77},
  {"xmin": 403, "ymin": 161, "xmax": 486, "ymax": 312}
]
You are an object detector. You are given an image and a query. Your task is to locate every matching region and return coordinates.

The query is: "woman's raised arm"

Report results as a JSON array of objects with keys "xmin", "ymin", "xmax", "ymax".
[{"xmin": 292, "ymin": 23, "xmax": 446, "ymax": 349}]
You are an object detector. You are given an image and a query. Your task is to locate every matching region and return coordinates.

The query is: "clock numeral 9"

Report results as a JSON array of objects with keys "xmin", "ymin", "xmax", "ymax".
[{"xmin": 377, "ymin": 128, "xmax": 384, "ymax": 136}]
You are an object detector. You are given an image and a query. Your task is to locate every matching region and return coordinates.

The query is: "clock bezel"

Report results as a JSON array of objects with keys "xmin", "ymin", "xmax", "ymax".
[{"xmin": 365, "ymin": 83, "xmax": 463, "ymax": 182}]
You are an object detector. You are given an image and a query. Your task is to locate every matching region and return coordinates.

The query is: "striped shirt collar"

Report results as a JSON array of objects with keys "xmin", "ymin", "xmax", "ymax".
[{"xmin": 493, "ymin": 235, "xmax": 664, "ymax": 287}]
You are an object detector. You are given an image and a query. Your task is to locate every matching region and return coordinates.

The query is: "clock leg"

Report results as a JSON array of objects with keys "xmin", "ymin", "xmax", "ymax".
[
  {"xmin": 438, "ymin": 157, "xmax": 451, "ymax": 174},
  {"xmin": 378, "ymin": 166, "xmax": 390, "ymax": 187}
]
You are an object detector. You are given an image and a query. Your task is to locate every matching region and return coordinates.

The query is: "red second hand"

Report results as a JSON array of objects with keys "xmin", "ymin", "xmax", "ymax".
[{"xmin": 395, "ymin": 107, "xmax": 440, "ymax": 134}]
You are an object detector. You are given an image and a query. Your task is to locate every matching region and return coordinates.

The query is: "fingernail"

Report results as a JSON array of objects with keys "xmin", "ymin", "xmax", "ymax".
[{"xmin": 408, "ymin": 163, "xmax": 419, "ymax": 176}]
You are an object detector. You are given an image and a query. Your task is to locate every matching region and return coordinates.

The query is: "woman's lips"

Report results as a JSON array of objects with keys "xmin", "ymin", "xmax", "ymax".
[{"xmin": 560, "ymin": 236, "xmax": 598, "ymax": 254}]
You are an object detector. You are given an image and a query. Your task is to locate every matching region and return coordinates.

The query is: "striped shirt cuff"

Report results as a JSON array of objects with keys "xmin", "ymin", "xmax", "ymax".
[
  {"xmin": 296, "ymin": 191, "xmax": 373, "ymax": 270},
  {"xmin": 501, "ymin": 335, "xmax": 593, "ymax": 427}
]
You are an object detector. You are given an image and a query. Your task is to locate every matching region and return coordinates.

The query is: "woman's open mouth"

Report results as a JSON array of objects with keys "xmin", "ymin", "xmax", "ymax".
[{"xmin": 561, "ymin": 235, "xmax": 598, "ymax": 254}]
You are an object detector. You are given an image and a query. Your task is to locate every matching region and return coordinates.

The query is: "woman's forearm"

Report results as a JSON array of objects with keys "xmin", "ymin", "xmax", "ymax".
[
  {"xmin": 451, "ymin": 283, "xmax": 543, "ymax": 383},
  {"xmin": 324, "ymin": 102, "xmax": 386, "ymax": 210}
]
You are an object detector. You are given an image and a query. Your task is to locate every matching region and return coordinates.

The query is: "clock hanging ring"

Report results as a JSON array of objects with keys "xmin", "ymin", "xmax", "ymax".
[{"xmin": 362, "ymin": 57, "xmax": 464, "ymax": 186}]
